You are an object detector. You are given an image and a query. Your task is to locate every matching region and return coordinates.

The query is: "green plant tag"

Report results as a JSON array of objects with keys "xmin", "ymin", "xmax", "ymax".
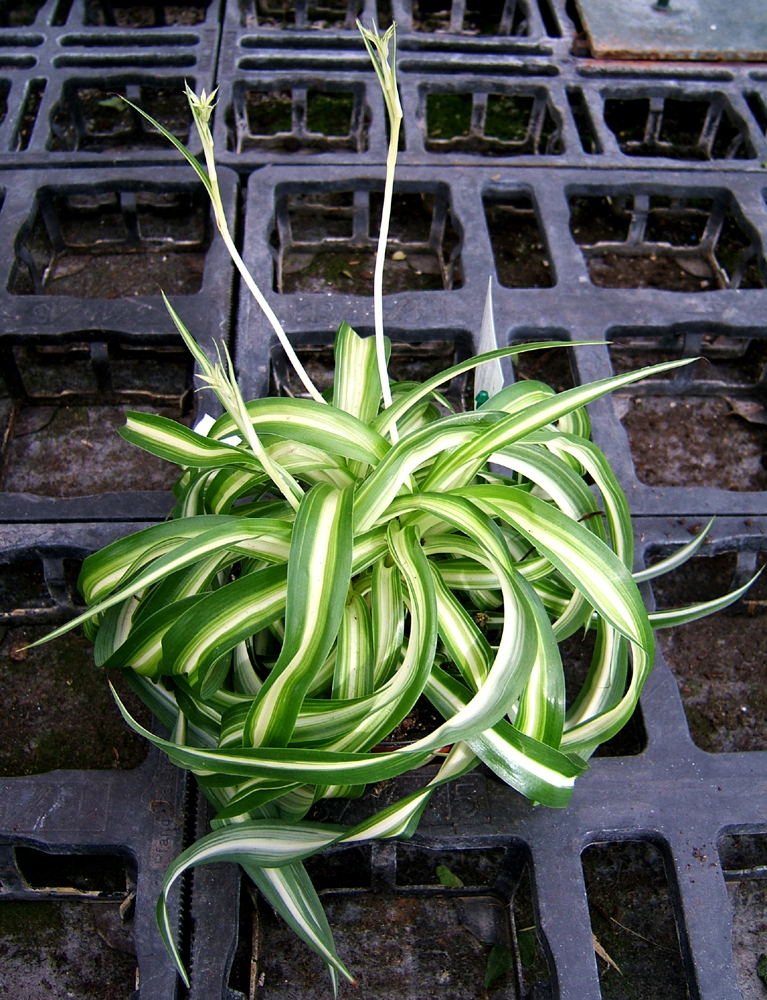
[
  {"xmin": 484, "ymin": 944, "xmax": 514, "ymax": 988},
  {"xmin": 436, "ymin": 864, "xmax": 464, "ymax": 888}
]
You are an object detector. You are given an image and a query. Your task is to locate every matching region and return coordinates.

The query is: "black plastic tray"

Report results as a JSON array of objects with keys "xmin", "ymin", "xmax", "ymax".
[{"xmin": 1, "ymin": 0, "xmax": 766, "ymax": 997}]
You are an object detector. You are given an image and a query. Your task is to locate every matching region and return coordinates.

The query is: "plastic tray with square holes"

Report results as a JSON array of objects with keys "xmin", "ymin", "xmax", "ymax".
[
  {"xmin": 0, "ymin": 0, "xmax": 221, "ymax": 168},
  {"xmin": 1, "ymin": 1, "xmax": 767, "ymax": 997}
]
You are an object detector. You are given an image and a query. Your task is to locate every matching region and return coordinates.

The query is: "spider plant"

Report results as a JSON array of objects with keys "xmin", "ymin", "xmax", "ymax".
[{"xmin": 37, "ymin": 22, "xmax": 758, "ymax": 993}]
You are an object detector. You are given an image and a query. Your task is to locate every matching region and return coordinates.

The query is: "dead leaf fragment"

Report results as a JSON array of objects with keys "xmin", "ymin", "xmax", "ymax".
[
  {"xmin": 725, "ymin": 397, "xmax": 767, "ymax": 426},
  {"xmin": 674, "ymin": 256, "xmax": 712, "ymax": 278},
  {"xmin": 50, "ymin": 258, "xmax": 88, "ymax": 280},
  {"xmin": 593, "ymin": 933, "xmax": 622, "ymax": 974},
  {"xmin": 406, "ymin": 254, "xmax": 442, "ymax": 275},
  {"xmin": 612, "ymin": 395, "xmax": 631, "ymax": 420},
  {"xmin": 282, "ymin": 253, "xmax": 315, "ymax": 274}
]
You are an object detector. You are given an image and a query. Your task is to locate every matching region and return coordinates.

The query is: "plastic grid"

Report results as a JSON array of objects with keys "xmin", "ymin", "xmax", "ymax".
[
  {"xmin": 0, "ymin": 0, "xmax": 220, "ymax": 165},
  {"xmin": 0, "ymin": 0, "xmax": 765, "ymax": 997},
  {"xmin": 0, "ymin": 163, "xmax": 237, "ymax": 523},
  {"xmin": 212, "ymin": 60, "xmax": 767, "ymax": 171},
  {"xmin": 237, "ymin": 163, "xmax": 767, "ymax": 517}
]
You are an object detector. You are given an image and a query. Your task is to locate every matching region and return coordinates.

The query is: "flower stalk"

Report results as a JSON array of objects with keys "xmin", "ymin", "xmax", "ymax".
[
  {"xmin": 357, "ymin": 21, "xmax": 403, "ymax": 442},
  {"xmin": 184, "ymin": 85, "xmax": 325, "ymax": 406}
]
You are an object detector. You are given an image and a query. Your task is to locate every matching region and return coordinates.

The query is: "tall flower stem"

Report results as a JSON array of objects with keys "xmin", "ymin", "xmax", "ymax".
[
  {"xmin": 373, "ymin": 119, "xmax": 401, "ymax": 441},
  {"xmin": 186, "ymin": 86, "xmax": 326, "ymax": 406},
  {"xmin": 358, "ymin": 22, "xmax": 403, "ymax": 443}
]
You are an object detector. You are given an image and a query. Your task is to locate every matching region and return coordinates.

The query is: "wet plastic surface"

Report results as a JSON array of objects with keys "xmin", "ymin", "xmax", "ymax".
[{"xmin": 575, "ymin": 0, "xmax": 767, "ymax": 62}]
